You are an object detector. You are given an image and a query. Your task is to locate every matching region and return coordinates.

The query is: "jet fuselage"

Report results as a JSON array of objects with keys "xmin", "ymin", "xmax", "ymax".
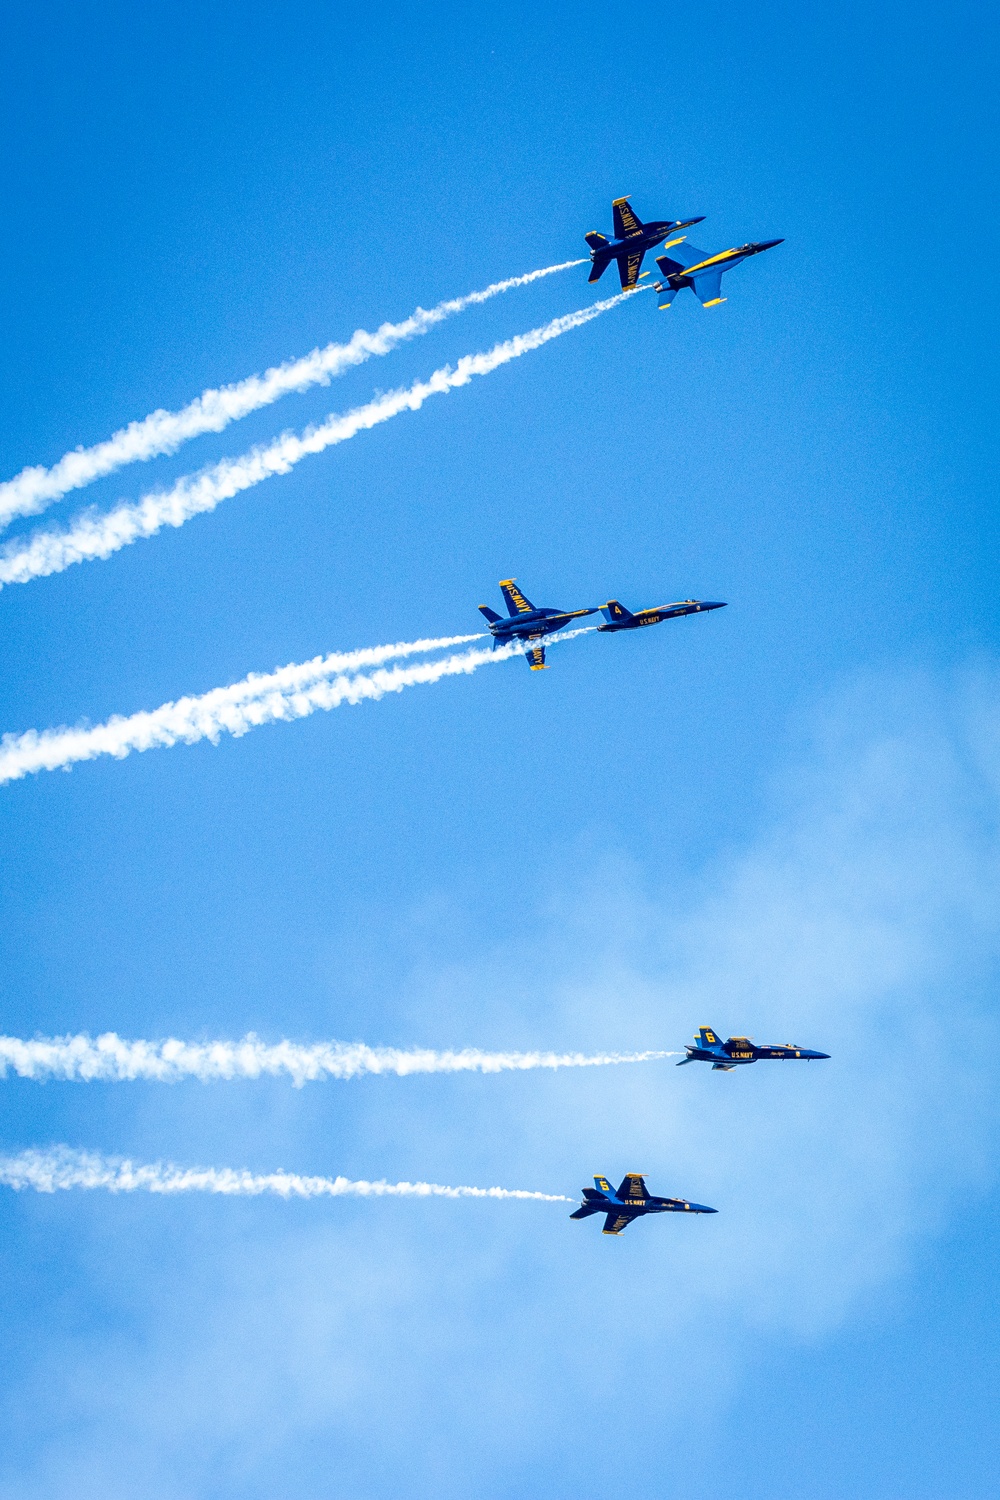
[
  {"xmin": 597, "ymin": 599, "xmax": 726, "ymax": 632},
  {"xmin": 682, "ymin": 1035, "xmax": 830, "ymax": 1067},
  {"xmin": 485, "ymin": 606, "xmax": 592, "ymax": 644}
]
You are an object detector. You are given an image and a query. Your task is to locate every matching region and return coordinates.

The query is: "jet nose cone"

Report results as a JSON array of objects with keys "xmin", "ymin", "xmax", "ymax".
[
  {"xmin": 702, "ymin": 601, "xmax": 727, "ymax": 611},
  {"xmin": 811, "ymin": 1051, "xmax": 831, "ymax": 1060},
  {"xmin": 756, "ymin": 238, "xmax": 784, "ymax": 251},
  {"xmin": 690, "ymin": 1203, "xmax": 718, "ymax": 1214}
]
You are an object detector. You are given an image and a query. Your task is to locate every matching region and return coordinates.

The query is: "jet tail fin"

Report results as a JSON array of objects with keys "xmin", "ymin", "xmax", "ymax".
[
  {"xmin": 697, "ymin": 1027, "xmax": 721, "ymax": 1048},
  {"xmin": 478, "ymin": 605, "xmax": 502, "ymax": 624},
  {"xmin": 601, "ymin": 599, "xmax": 633, "ymax": 625},
  {"xmin": 656, "ymin": 254, "xmax": 687, "ymax": 279},
  {"xmin": 656, "ymin": 242, "xmax": 703, "ymax": 277}
]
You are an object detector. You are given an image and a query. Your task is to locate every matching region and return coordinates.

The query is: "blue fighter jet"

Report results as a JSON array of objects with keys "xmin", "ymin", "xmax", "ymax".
[
  {"xmin": 653, "ymin": 236, "xmax": 783, "ymax": 308},
  {"xmin": 598, "ymin": 597, "xmax": 726, "ymax": 632},
  {"xmin": 586, "ymin": 196, "xmax": 705, "ymax": 291},
  {"xmin": 679, "ymin": 1026, "xmax": 830, "ymax": 1070},
  {"xmin": 571, "ymin": 1173, "xmax": 717, "ymax": 1235},
  {"xmin": 478, "ymin": 579, "xmax": 596, "ymax": 670}
]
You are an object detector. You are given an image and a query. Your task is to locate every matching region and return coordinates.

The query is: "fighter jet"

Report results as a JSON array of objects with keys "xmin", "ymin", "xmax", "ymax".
[
  {"xmin": 586, "ymin": 196, "xmax": 705, "ymax": 291},
  {"xmin": 678, "ymin": 1026, "xmax": 830, "ymax": 1070},
  {"xmin": 478, "ymin": 579, "xmax": 596, "ymax": 670},
  {"xmin": 598, "ymin": 597, "xmax": 726, "ymax": 632},
  {"xmin": 571, "ymin": 1173, "xmax": 717, "ymax": 1235},
  {"xmin": 653, "ymin": 237, "xmax": 783, "ymax": 308}
]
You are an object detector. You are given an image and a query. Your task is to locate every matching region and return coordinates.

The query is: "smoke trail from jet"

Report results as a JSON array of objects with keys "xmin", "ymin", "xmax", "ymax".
[
  {"xmin": 0, "ymin": 290, "xmax": 640, "ymax": 591},
  {"xmin": 0, "ymin": 627, "xmax": 595, "ymax": 786},
  {"xmin": 0, "ymin": 1032, "xmax": 677, "ymax": 1085},
  {"xmin": 0, "ymin": 260, "xmax": 587, "ymax": 530},
  {"xmin": 0, "ymin": 629, "xmax": 483, "ymax": 784},
  {"xmin": 0, "ymin": 1147, "xmax": 571, "ymax": 1203}
]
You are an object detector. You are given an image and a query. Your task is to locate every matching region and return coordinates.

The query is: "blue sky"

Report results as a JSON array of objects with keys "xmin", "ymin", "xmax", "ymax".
[{"xmin": 1, "ymin": 1, "xmax": 999, "ymax": 1494}]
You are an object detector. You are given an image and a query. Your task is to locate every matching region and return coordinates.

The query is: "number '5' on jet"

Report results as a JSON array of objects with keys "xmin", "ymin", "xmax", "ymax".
[
  {"xmin": 571, "ymin": 1173, "xmax": 717, "ymax": 1236},
  {"xmin": 678, "ymin": 1027, "xmax": 830, "ymax": 1070}
]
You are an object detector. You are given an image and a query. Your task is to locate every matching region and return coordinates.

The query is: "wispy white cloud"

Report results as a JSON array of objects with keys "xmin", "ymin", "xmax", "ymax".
[
  {"xmin": 0, "ymin": 1147, "xmax": 570, "ymax": 1203},
  {"xmin": 0, "ymin": 627, "xmax": 595, "ymax": 785},
  {"xmin": 0, "ymin": 259, "xmax": 586, "ymax": 529},
  {"xmin": 0, "ymin": 291, "xmax": 637, "ymax": 590},
  {"xmin": 0, "ymin": 1032, "xmax": 676, "ymax": 1085},
  {"xmin": 3, "ymin": 669, "xmax": 999, "ymax": 1488}
]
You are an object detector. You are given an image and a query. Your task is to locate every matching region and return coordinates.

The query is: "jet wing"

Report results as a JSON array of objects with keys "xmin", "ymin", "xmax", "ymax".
[
  {"xmin": 616, "ymin": 1173, "xmax": 650, "ymax": 1202},
  {"xmin": 499, "ymin": 579, "xmax": 535, "ymax": 615},
  {"xmin": 617, "ymin": 249, "xmax": 645, "ymax": 290},
  {"xmin": 692, "ymin": 269, "xmax": 725, "ymax": 307},
  {"xmin": 612, "ymin": 197, "xmax": 644, "ymax": 239},
  {"xmin": 524, "ymin": 640, "xmax": 546, "ymax": 671},
  {"xmin": 602, "ymin": 1212, "xmax": 635, "ymax": 1235}
]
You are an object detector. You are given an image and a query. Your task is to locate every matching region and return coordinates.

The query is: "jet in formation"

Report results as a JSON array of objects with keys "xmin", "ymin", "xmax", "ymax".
[
  {"xmin": 585, "ymin": 196, "xmax": 705, "ymax": 291},
  {"xmin": 598, "ymin": 597, "xmax": 726, "ymax": 632},
  {"xmin": 678, "ymin": 1026, "xmax": 830, "ymax": 1070},
  {"xmin": 571, "ymin": 1173, "xmax": 717, "ymax": 1235},
  {"xmin": 653, "ymin": 237, "xmax": 783, "ymax": 309},
  {"xmin": 479, "ymin": 580, "xmax": 596, "ymax": 670}
]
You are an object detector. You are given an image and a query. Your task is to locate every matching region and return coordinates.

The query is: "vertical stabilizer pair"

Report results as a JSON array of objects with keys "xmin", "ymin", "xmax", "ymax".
[
  {"xmin": 653, "ymin": 239, "xmax": 784, "ymax": 309},
  {"xmin": 570, "ymin": 1172, "xmax": 716, "ymax": 1234},
  {"xmin": 584, "ymin": 197, "xmax": 706, "ymax": 291}
]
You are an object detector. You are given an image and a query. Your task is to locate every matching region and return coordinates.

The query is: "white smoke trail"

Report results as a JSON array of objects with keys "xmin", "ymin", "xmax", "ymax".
[
  {"xmin": 0, "ymin": 260, "xmax": 587, "ymax": 530},
  {"xmin": 0, "ymin": 1032, "xmax": 677, "ymax": 1086},
  {"xmin": 0, "ymin": 1147, "xmax": 571, "ymax": 1203},
  {"xmin": 0, "ymin": 290, "xmax": 640, "ymax": 590},
  {"xmin": 0, "ymin": 627, "xmax": 595, "ymax": 786}
]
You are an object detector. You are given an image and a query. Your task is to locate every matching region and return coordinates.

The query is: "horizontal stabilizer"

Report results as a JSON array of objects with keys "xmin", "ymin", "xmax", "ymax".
[
  {"xmin": 570, "ymin": 1204, "xmax": 602, "ymax": 1219},
  {"xmin": 478, "ymin": 605, "xmax": 502, "ymax": 624},
  {"xmin": 588, "ymin": 248, "xmax": 613, "ymax": 283},
  {"xmin": 585, "ymin": 231, "xmax": 609, "ymax": 249}
]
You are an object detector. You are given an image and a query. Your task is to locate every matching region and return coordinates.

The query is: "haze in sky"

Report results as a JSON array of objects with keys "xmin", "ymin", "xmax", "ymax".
[{"xmin": 1, "ymin": 3, "xmax": 998, "ymax": 1497}]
